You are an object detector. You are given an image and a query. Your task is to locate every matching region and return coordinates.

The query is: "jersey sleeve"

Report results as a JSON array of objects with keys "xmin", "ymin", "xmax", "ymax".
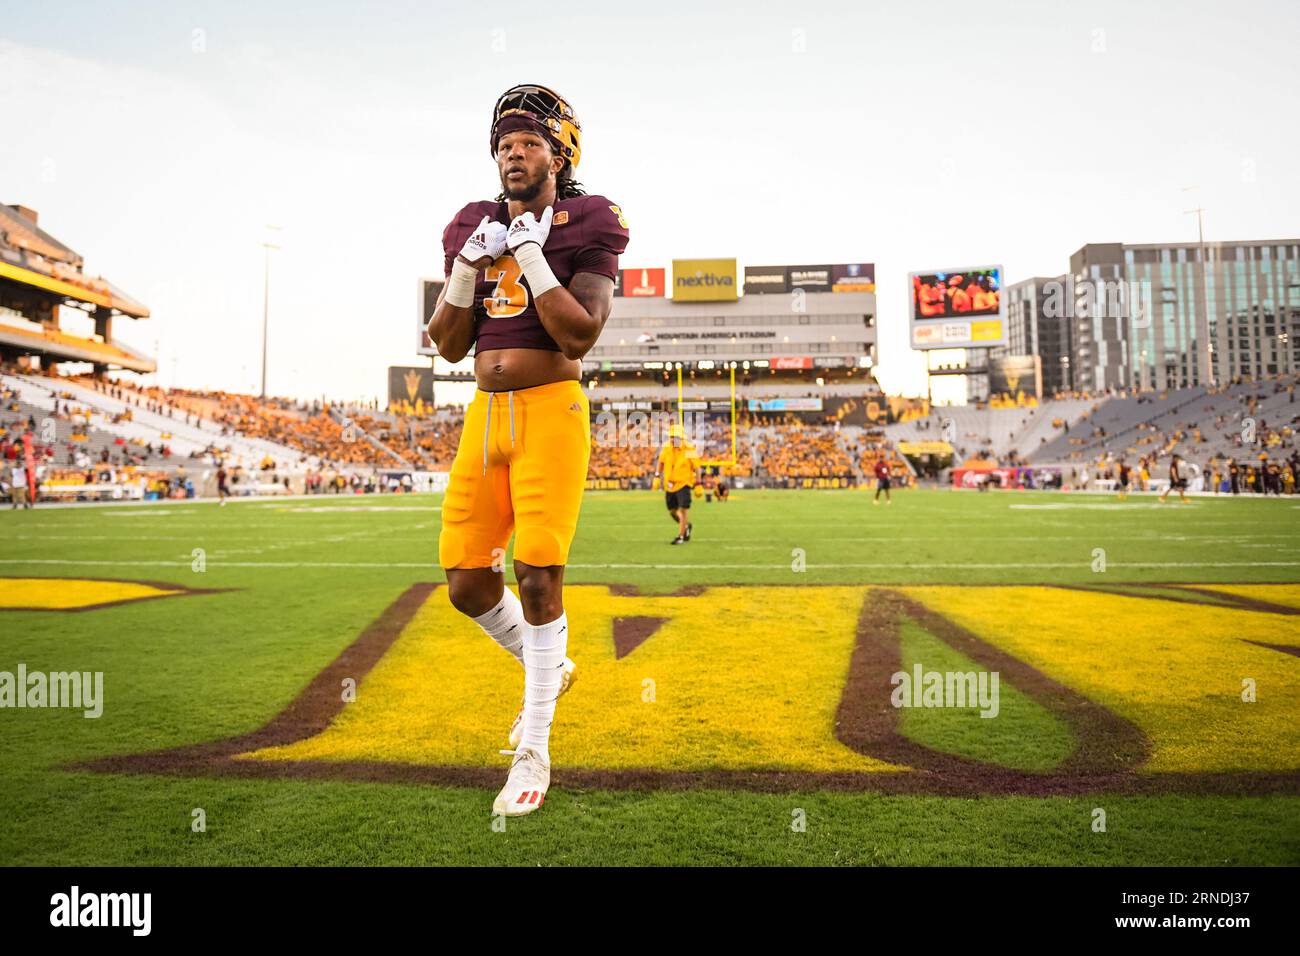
[
  {"xmin": 442, "ymin": 208, "xmax": 464, "ymax": 278},
  {"xmin": 442, "ymin": 202, "xmax": 481, "ymax": 278},
  {"xmin": 572, "ymin": 196, "xmax": 630, "ymax": 280}
]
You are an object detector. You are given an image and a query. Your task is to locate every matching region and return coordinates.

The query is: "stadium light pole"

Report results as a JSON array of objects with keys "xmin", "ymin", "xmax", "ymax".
[
  {"xmin": 925, "ymin": 352, "xmax": 933, "ymax": 411},
  {"xmin": 260, "ymin": 226, "xmax": 282, "ymax": 399},
  {"xmin": 1181, "ymin": 188, "xmax": 1213, "ymax": 387}
]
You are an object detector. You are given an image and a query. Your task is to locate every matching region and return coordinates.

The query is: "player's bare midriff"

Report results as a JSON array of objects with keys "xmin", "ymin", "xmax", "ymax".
[{"xmin": 474, "ymin": 346, "xmax": 581, "ymax": 392}]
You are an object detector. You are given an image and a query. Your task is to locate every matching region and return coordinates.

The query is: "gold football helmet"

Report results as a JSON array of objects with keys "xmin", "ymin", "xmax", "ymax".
[{"xmin": 490, "ymin": 84, "xmax": 582, "ymax": 170}]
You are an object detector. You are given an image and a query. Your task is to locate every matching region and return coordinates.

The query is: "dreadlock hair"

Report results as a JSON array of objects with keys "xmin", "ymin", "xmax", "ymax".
[{"xmin": 554, "ymin": 165, "xmax": 587, "ymax": 199}]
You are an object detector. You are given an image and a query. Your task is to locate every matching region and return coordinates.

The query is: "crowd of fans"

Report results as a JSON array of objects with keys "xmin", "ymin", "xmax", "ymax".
[
  {"xmin": 37, "ymin": 465, "xmax": 197, "ymax": 500},
  {"xmin": 83, "ymin": 375, "xmax": 406, "ymax": 469},
  {"xmin": 753, "ymin": 423, "xmax": 855, "ymax": 479},
  {"xmin": 301, "ymin": 469, "xmax": 417, "ymax": 494},
  {"xmin": 0, "ymin": 361, "xmax": 955, "ymax": 498},
  {"xmin": 12, "ymin": 364, "xmax": 928, "ymax": 486},
  {"xmin": 1059, "ymin": 375, "xmax": 1297, "ymax": 461},
  {"xmin": 1202, "ymin": 454, "xmax": 1298, "ymax": 494},
  {"xmin": 11, "ymin": 360, "xmax": 1300, "ymax": 506},
  {"xmin": 1072, "ymin": 450, "xmax": 1299, "ymax": 495},
  {"xmin": 584, "ymin": 416, "xmax": 755, "ymax": 481},
  {"xmin": 8, "ymin": 370, "xmax": 922, "ymax": 495},
  {"xmin": 366, "ymin": 408, "xmax": 464, "ymax": 470},
  {"xmin": 1092, "ymin": 389, "xmax": 1294, "ymax": 488}
]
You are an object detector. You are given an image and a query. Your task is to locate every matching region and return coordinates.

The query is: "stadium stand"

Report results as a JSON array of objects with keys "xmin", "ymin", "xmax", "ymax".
[
  {"xmin": 2, "ymin": 378, "xmax": 171, "ymax": 469},
  {"xmin": 3, "ymin": 371, "xmax": 299, "ymax": 469},
  {"xmin": 882, "ymin": 402, "xmax": 1091, "ymax": 463},
  {"xmin": 0, "ymin": 322, "xmax": 154, "ymax": 370},
  {"xmin": 0, "ymin": 204, "xmax": 152, "ymax": 374},
  {"xmin": 4, "ymin": 357, "xmax": 1294, "ymax": 502},
  {"xmin": 1035, "ymin": 376, "xmax": 1299, "ymax": 464},
  {"xmin": 588, "ymin": 381, "xmax": 881, "ymax": 401}
]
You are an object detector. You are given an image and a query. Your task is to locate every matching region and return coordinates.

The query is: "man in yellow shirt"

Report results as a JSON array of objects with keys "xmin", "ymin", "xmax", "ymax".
[{"xmin": 653, "ymin": 423, "xmax": 700, "ymax": 544}]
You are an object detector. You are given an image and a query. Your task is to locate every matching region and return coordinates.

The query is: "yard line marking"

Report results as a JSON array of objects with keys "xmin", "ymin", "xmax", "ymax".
[
  {"xmin": 1008, "ymin": 503, "xmax": 1193, "ymax": 510},
  {"xmin": 276, "ymin": 506, "xmax": 441, "ymax": 513},
  {"xmin": 1, "ymin": 559, "xmax": 1299, "ymax": 571},
  {"xmin": 102, "ymin": 511, "xmax": 189, "ymax": 518}
]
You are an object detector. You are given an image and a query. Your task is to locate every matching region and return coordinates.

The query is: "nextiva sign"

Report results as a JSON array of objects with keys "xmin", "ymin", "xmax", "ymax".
[{"xmin": 672, "ymin": 259, "xmax": 738, "ymax": 302}]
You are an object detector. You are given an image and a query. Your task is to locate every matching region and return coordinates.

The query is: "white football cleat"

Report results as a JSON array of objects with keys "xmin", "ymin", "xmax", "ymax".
[
  {"xmin": 492, "ymin": 747, "xmax": 551, "ymax": 817},
  {"xmin": 508, "ymin": 656, "xmax": 576, "ymax": 749}
]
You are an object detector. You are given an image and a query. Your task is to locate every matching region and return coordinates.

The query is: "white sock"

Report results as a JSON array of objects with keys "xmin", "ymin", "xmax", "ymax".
[
  {"xmin": 472, "ymin": 587, "xmax": 525, "ymax": 666},
  {"xmin": 521, "ymin": 612, "xmax": 569, "ymax": 763}
]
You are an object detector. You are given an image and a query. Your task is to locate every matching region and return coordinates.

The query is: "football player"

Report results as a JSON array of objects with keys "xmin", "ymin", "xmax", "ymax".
[
  {"xmin": 1159, "ymin": 453, "xmax": 1189, "ymax": 504},
  {"xmin": 426, "ymin": 84, "xmax": 629, "ymax": 816},
  {"xmin": 872, "ymin": 458, "xmax": 892, "ymax": 504},
  {"xmin": 653, "ymin": 423, "xmax": 700, "ymax": 544}
]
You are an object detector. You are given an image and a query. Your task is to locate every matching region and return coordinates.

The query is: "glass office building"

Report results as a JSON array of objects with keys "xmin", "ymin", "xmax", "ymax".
[
  {"xmin": 974, "ymin": 276, "xmax": 1073, "ymax": 401},
  {"xmin": 1069, "ymin": 240, "xmax": 1300, "ymax": 391}
]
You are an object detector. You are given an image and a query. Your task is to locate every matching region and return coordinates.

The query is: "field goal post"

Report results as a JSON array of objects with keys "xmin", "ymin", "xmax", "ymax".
[{"xmin": 677, "ymin": 362, "xmax": 737, "ymax": 469}]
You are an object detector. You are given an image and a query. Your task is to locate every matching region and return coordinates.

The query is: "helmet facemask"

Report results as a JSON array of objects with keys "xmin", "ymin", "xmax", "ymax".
[{"xmin": 491, "ymin": 84, "xmax": 582, "ymax": 172}]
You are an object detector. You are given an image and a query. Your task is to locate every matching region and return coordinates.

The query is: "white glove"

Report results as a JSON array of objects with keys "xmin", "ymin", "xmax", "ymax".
[
  {"xmin": 458, "ymin": 215, "xmax": 508, "ymax": 266},
  {"xmin": 506, "ymin": 206, "xmax": 553, "ymax": 251},
  {"xmin": 445, "ymin": 215, "xmax": 505, "ymax": 308}
]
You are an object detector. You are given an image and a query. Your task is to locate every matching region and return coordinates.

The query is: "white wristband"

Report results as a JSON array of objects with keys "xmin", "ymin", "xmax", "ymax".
[
  {"xmin": 445, "ymin": 258, "xmax": 478, "ymax": 309},
  {"xmin": 512, "ymin": 242, "xmax": 561, "ymax": 298}
]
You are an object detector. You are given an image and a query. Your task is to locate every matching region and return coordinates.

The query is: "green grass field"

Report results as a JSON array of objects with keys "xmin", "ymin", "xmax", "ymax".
[{"xmin": 1, "ymin": 488, "xmax": 1298, "ymax": 866}]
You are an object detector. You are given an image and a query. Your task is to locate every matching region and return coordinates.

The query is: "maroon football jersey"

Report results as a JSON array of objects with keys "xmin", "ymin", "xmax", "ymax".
[{"xmin": 441, "ymin": 194, "xmax": 630, "ymax": 353}]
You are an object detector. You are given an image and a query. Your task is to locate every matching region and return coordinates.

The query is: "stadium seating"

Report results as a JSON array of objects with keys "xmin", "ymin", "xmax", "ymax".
[
  {"xmin": 881, "ymin": 404, "xmax": 1089, "ymax": 462},
  {"xmin": 588, "ymin": 381, "xmax": 880, "ymax": 401},
  {"xmin": 4, "ymin": 372, "xmax": 300, "ymax": 469},
  {"xmin": 1034, "ymin": 376, "xmax": 1299, "ymax": 465},
  {"xmin": 2, "ymin": 375, "xmax": 178, "ymax": 467},
  {"xmin": 6, "ymin": 361, "xmax": 1292, "ymax": 500},
  {"xmin": 1007, "ymin": 399, "xmax": 1093, "ymax": 459}
]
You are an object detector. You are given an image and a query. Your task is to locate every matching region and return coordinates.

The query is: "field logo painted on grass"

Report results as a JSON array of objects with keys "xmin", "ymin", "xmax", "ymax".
[
  {"xmin": 0, "ymin": 576, "xmax": 227, "ymax": 612},
  {"xmin": 79, "ymin": 582, "xmax": 1300, "ymax": 795}
]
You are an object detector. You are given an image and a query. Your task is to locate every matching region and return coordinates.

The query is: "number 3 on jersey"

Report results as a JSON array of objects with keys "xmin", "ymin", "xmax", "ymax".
[{"xmin": 484, "ymin": 254, "xmax": 528, "ymax": 318}]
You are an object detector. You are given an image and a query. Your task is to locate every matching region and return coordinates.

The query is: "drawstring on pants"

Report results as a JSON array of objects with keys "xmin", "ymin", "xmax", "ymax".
[
  {"xmin": 482, "ymin": 394, "xmax": 491, "ymax": 475},
  {"xmin": 482, "ymin": 390, "xmax": 518, "ymax": 475}
]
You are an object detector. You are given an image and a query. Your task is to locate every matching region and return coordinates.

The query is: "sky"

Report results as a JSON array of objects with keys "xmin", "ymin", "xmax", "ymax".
[{"xmin": 1, "ymin": 0, "xmax": 1297, "ymax": 405}]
